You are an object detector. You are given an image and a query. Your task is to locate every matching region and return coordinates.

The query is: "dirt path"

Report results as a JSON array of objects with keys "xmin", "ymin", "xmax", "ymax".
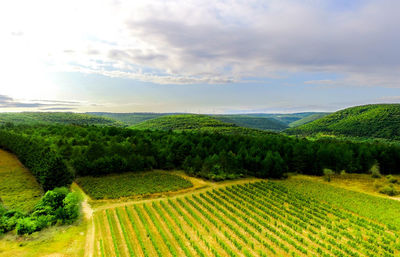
[
  {"xmin": 73, "ymin": 174, "xmax": 263, "ymax": 257},
  {"xmin": 71, "ymin": 182, "xmax": 95, "ymax": 257}
]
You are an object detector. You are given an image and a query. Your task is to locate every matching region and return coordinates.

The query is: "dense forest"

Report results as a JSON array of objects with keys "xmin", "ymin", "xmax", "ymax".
[
  {"xmin": 287, "ymin": 104, "xmax": 400, "ymax": 140},
  {"xmin": 0, "ymin": 112, "xmax": 123, "ymax": 126},
  {"xmin": 87, "ymin": 112, "xmax": 170, "ymax": 126},
  {"xmin": 130, "ymin": 114, "xmax": 275, "ymax": 136},
  {"xmin": 213, "ymin": 115, "xmax": 288, "ymax": 131},
  {"xmin": 1, "ymin": 124, "xmax": 399, "ymax": 184}
]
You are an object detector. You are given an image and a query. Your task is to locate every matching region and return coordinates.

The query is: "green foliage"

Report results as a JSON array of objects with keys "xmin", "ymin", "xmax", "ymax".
[
  {"xmin": 213, "ymin": 115, "xmax": 288, "ymax": 131},
  {"xmin": 379, "ymin": 184, "xmax": 399, "ymax": 196},
  {"xmin": 100, "ymin": 182, "xmax": 400, "ymax": 257},
  {"xmin": 386, "ymin": 175, "xmax": 398, "ymax": 184},
  {"xmin": 3, "ymin": 123, "xmax": 400, "ymax": 181},
  {"xmin": 130, "ymin": 114, "xmax": 275, "ymax": 136},
  {"xmin": 287, "ymin": 104, "xmax": 400, "ymax": 140},
  {"xmin": 277, "ymin": 178, "xmax": 400, "ymax": 229},
  {"xmin": 0, "ymin": 112, "xmax": 123, "ymax": 126},
  {"xmin": 323, "ymin": 168, "xmax": 335, "ymax": 182},
  {"xmin": 289, "ymin": 113, "xmax": 330, "ymax": 127},
  {"xmin": 370, "ymin": 163, "xmax": 382, "ymax": 178},
  {"xmin": 15, "ymin": 217, "xmax": 37, "ymax": 235},
  {"xmin": 76, "ymin": 172, "xmax": 193, "ymax": 199},
  {"xmin": 0, "ymin": 187, "xmax": 81, "ymax": 235},
  {"xmin": 87, "ymin": 112, "xmax": 169, "ymax": 126},
  {"xmin": 0, "ymin": 130, "xmax": 73, "ymax": 190}
]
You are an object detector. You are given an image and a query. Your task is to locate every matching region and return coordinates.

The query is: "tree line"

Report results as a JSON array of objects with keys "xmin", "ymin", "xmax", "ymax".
[{"xmin": 1, "ymin": 124, "xmax": 399, "ymax": 184}]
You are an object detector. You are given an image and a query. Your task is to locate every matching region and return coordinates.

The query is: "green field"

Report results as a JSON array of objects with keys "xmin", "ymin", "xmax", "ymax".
[
  {"xmin": 76, "ymin": 171, "xmax": 193, "ymax": 199},
  {"xmin": 276, "ymin": 177, "xmax": 400, "ymax": 230},
  {"xmin": 92, "ymin": 181, "xmax": 400, "ymax": 257},
  {"xmin": 0, "ymin": 149, "xmax": 43, "ymax": 212}
]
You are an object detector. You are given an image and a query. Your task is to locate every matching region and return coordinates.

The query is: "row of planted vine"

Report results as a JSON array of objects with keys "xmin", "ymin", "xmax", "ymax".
[{"xmin": 92, "ymin": 181, "xmax": 400, "ymax": 257}]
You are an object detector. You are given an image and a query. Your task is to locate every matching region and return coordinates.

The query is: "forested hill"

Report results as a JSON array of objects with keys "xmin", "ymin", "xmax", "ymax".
[
  {"xmin": 0, "ymin": 112, "xmax": 122, "ymax": 126},
  {"xmin": 86, "ymin": 112, "xmax": 174, "ymax": 126},
  {"xmin": 130, "ymin": 114, "xmax": 274, "ymax": 136},
  {"xmin": 287, "ymin": 104, "xmax": 400, "ymax": 140},
  {"xmin": 213, "ymin": 115, "xmax": 288, "ymax": 131},
  {"xmin": 288, "ymin": 113, "xmax": 330, "ymax": 127}
]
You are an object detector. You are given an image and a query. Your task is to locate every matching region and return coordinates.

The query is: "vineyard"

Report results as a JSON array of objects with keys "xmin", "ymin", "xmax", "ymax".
[{"xmin": 92, "ymin": 181, "xmax": 400, "ymax": 257}]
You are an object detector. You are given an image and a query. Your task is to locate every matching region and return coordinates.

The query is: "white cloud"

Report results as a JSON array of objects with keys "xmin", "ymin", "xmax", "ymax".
[{"xmin": 1, "ymin": 0, "xmax": 400, "ymax": 87}]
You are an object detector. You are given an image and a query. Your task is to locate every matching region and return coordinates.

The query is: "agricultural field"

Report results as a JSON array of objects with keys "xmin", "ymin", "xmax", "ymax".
[
  {"xmin": 92, "ymin": 181, "xmax": 400, "ymax": 257},
  {"xmin": 76, "ymin": 171, "xmax": 193, "ymax": 199},
  {"xmin": 0, "ymin": 149, "xmax": 43, "ymax": 212},
  {"xmin": 276, "ymin": 176, "xmax": 400, "ymax": 230}
]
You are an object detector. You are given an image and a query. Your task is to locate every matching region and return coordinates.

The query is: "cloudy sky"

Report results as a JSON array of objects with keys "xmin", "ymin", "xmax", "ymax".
[{"xmin": 0, "ymin": 0, "xmax": 399, "ymax": 113}]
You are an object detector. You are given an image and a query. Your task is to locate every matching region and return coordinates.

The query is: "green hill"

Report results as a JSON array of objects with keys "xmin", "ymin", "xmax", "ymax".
[
  {"xmin": 287, "ymin": 104, "xmax": 400, "ymax": 140},
  {"xmin": 240, "ymin": 112, "xmax": 327, "ymax": 125},
  {"xmin": 213, "ymin": 115, "xmax": 288, "ymax": 131},
  {"xmin": 130, "ymin": 114, "xmax": 274, "ymax": 136},
  {"xmin": 0, "ymin": 112, "xmax": 122, "ymax": 126},
  {"xmin": 289, "ymin": 113, "xmax": 330, "ymax": 127},
  {"xmin": 87, "ymin": 112, "xmax": 174, "ymax": 126}
]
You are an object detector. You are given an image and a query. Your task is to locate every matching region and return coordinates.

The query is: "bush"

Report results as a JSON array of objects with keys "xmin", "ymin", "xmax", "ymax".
[
  {"xmin": 379, "ymin": 185, "xmax": 399, "ymax": 196},
  {"xmin": 0, "ymin": 188, "xmax": 81, "ymax": 236},
  {"xmin": 323, "ymin": 168, "xmax": 335, "ymax": 182},
  {"xmin": 16, "ymin": 218, "xmax": 37, "ymax": 235},
  {"xmin": 34, "ymin": 187, "xmax": 69, "ymax": 215},
  {"xmin": 56, "ymin": 192, "xmax": 81, "ymax": 224},
  {"xmin": 386, "ymin": 175, "xmax": 398, "ymax": 184},
  {"xmin": 370, "ymin": 163, "xmax": 381, "ymax": 178}
]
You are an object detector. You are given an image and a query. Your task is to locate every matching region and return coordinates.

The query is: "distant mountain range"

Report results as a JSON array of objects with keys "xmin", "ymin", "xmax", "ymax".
[{"xmin": 4, "ymin": 104, "xmax": 399, "ymax": 141}]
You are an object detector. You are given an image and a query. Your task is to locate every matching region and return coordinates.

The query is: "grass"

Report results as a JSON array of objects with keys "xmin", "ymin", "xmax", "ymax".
[
  {"xmin": 0, "ymin": 149, "xmax": 43, "ymax": 212},
  {"xmin": 93, "ymin": 181, "xmax": 400, "ymax": 257},
  {"xmin": 76, "ymin": 171, "xmax": 193, "ymax": 199},
  {"xmin": 0, "ymin": 220, "xmax": 86, "ymax": 257},
  {"xmin": 276, "ymin": 175, "xmax": 400, "ymax": 230}
]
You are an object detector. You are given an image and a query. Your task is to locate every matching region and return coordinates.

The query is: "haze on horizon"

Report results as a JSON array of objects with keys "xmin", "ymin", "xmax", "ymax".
[{"xmin": 1, "ymin": 0, "xmax": 399, "ymax": 114}]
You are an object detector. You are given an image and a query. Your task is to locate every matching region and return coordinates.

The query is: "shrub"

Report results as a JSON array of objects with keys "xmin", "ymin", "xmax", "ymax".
[
  {"xmin": 56, "ymin": 192, "xmax": 81, "ymax": 224},
  {"xmin": 379, "ymin": 185, "xmax": 399, "ymax": 196},
  {"xmin": 16, "ymin": 218, "xmax": 37, "ymax": 235},
  {"xmin": 35, "ymin": 187, "xmax": 69, "ymax": 213},
  {"xmin": 323, "ymin": 168, "xmax": 335, "ymax": 182},
  {"xmin": 386, "ymin": 175, "xmax": 398, "ymax": 184},
  {"xmin": 370, "ymin": 163, "xmax": 381, "ymax": 178}
]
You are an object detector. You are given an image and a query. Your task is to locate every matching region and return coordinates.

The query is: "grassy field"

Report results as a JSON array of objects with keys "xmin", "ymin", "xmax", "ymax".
[
  {"xmin": 0, "ymin": 221, "xmax": 86, "ymax": 257},
  {"xmin": 91, "ymin": 181, "xmax": 400, "ymax": 257},
  {"xmin": 76, "ymin": 171, "xmax": 193, "ymax": 200},
  {"xmin": 0, "ymin": 149, "xmax": 43, "ymax": 212},
  {"xmin": 277, "ymin": 176, "xmax": 400, "ymax": 230}
]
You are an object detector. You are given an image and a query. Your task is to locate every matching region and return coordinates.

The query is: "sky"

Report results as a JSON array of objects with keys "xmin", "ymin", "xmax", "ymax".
[{"xmin": 0, "ymin": 0, "xmax": 399, "ymax": 113}]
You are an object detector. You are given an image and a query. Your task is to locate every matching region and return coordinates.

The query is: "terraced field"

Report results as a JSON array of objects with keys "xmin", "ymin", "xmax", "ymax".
[{"xmin": 92, "ymin": 181, "xmax": 400, "ymax": 257}]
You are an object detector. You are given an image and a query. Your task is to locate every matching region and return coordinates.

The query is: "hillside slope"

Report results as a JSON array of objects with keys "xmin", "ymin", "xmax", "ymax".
[
  {"xmin": 130, "ymin": 114, "xmax": 274, "ymax": 135},
  {"xmin": 289, "ymin": 113, "xmax": 330, "ymax": 127},
  {"xmin": 213, "ymin": 115, "xmax": 288, "ymax": 131},
  {"xmin": 287, "ymin": 104, "xmax": 400, "ymax": 139},
  {"xmin": 0, "ymin": 112, "xmax": 122, "ymax": 126},
  {"xmin": 87, "ymin": 112, "xmax": 174, "ymax": 126}
]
